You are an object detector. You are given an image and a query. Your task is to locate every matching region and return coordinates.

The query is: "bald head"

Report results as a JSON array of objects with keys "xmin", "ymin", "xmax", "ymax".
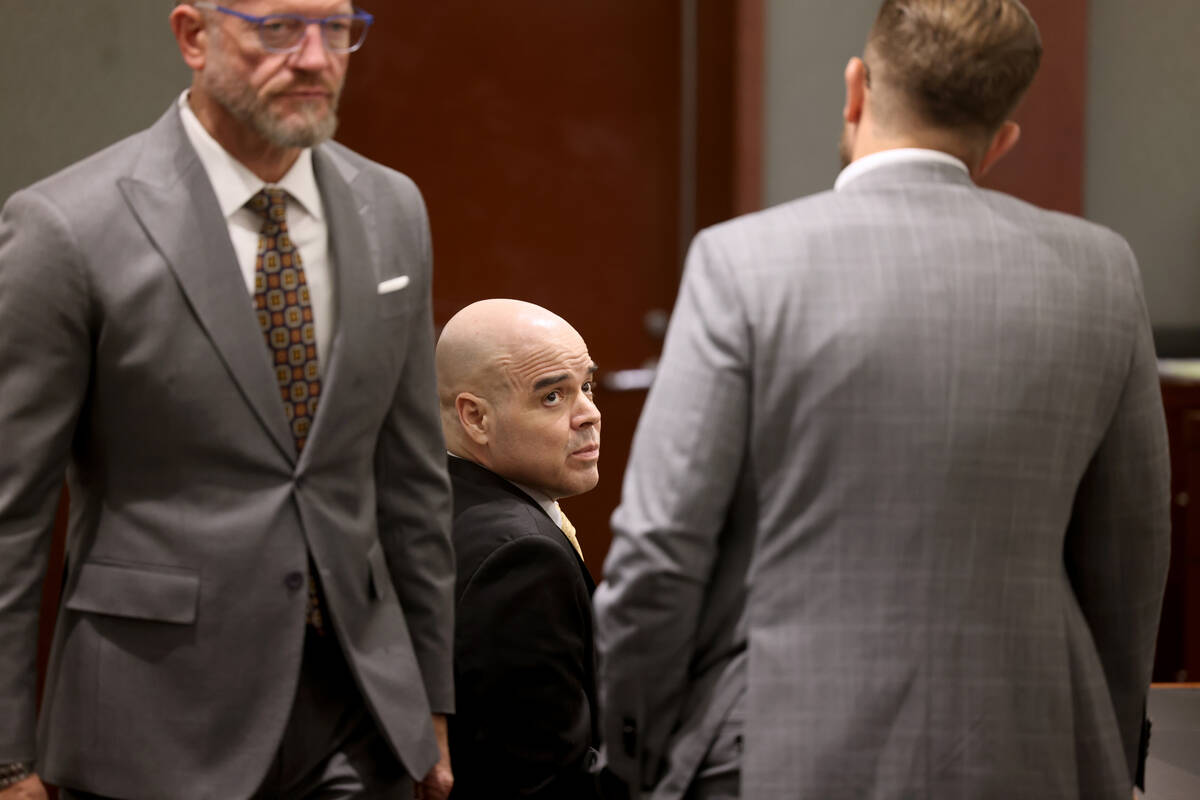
[
  {"xmin": 437, "ymin": 299, "xmax": 573, "ymax": 411},
  {"xmin": 437, "ymin": 299, "xmax": 601, "ymax": 499}
]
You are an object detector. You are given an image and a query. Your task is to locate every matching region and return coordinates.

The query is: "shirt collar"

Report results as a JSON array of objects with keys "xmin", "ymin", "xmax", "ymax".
[
  {"xmin": 834, "ymin": 147, "xmax": 968, "ymax": 191},
  {"xmin": 177, "ymin": 91, "xmax": 324, "ymax": 221},
  {"xmin": 511, "ymin": 483, "xmax": 563, "ymax": 527}
]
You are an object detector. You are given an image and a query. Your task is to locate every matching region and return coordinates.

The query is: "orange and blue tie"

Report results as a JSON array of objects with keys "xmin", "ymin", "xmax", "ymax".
[
  {"xmin": 249, "ymin": 188, "xmax": 322, "ymax": 453},
  {"xmin": 249, "ymin": 188, "xmax": 326, "ymax": 634}
]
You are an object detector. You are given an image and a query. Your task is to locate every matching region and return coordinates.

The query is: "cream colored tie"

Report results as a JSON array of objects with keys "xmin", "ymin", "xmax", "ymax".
[{"xmin": 556, "ymin": 504, "xmax": 584, "ymax": 560}]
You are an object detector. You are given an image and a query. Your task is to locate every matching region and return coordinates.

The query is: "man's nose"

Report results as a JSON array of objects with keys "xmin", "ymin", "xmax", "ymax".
[
  {"xmin": 574, "ymin": 393, "xmax": 601, "ymax": 428},
  {"xmin": 291, "ymin": 22, "xmax": 332, "ymax": 69}
]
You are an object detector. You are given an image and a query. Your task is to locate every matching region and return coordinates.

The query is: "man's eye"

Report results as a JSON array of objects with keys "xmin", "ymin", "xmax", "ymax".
[
  {"xmin": 544, "ymin": 391, "xmax": 562, "ymax": 404},
  {"xmin": 582, "ymin": 381, "xmax": 594, "ymax": 394}
]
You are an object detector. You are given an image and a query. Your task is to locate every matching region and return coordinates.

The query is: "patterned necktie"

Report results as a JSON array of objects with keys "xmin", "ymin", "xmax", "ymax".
[
  {"xmin": 248, "ymin": 188, "xmax": 326, "ymax": 635},
  {"xmin": 556, "ymin": 504, "xmax": 584, "ymax": 561},
  {"xmin": 249, "ymin": 188, "xmax": 321, "ymax": 453}
]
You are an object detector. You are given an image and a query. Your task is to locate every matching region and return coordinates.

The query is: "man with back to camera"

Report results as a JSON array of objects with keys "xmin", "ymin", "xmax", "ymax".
[
  {"xmin": 0, "ymin": 2, "xmax": 456, "ymax": 798},
  {"xmin": 435, "ymin": 299, "xmax": 604, "ymax": 799},
  {"xmin": 594, "ymin": 1, "xmax": 1171, "ymax": 798}
]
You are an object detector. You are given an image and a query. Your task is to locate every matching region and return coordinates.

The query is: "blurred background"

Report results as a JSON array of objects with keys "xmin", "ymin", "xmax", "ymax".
[{"xmin": 3, "ymin": 0, "xmax": 1199, "ymax": 684}]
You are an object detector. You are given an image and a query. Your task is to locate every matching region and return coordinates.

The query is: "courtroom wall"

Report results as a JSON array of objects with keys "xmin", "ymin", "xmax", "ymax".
[{"xmin": 0, "ymin": 0, "xmax": 187, "ymax": 203}]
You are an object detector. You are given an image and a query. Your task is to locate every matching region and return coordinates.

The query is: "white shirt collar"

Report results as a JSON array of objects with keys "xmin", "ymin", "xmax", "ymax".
[
  {"xmin": 511, "ymin": 483, "xmax": 563, "ymax": 527},
  {"xmin": 177, "ymin": 91, "xmax": 324, "ymax": 221},
  {"xmin": 834, "ymin": 147, "xmax": 968, "ymax": 191}
]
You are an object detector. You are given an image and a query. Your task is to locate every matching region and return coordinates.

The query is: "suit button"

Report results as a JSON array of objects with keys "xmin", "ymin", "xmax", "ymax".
[
  {"xmin": 622, "ymin": 718, "xmax": 637, "ymax": 757},
  {"xmin": 284, "ymin": 571, "xmax": 305, "ymax": 591}
]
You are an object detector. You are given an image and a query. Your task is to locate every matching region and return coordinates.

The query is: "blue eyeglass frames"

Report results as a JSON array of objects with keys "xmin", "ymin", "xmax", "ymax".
[{"xmin": 192, "ymin": 3, "xmax": 375, "ymax": 54}]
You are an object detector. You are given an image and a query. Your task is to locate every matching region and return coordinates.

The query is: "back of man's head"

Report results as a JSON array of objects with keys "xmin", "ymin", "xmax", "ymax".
[{"xmin": 866, "ymin": 0, "xmax": 1042, "ymax": 136}]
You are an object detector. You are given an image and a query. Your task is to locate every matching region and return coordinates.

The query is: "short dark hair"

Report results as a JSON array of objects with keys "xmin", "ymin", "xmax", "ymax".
[{"xmin": 865, "ymin": 0, "xmax": 1042, "ymax": 133}]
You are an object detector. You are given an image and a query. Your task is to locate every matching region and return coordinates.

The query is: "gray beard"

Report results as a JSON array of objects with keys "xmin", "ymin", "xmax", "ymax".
[{"xmin": 205, "ymin": 71, "xmax": 340, "ymax": 149}]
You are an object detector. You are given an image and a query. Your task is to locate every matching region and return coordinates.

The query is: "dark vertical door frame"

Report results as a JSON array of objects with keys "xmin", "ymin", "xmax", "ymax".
[{"xmin": 692, "ymin": 0, "xmax": 764, "ymax": 241}]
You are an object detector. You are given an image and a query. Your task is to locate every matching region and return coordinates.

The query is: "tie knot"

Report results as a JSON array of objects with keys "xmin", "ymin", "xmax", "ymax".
[{"xmin": 248, "ymin": 188, "xmax": 289, "ymax": 224}]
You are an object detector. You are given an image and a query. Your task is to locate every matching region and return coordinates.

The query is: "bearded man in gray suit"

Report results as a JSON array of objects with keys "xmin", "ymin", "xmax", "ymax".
[
  {"xmin": 594, "ymin": 1, "xmax": 1170, "ymax": 798},
  {"xmin": 0, "ymin": 2, "xmax": 454, "ymax": 798}
]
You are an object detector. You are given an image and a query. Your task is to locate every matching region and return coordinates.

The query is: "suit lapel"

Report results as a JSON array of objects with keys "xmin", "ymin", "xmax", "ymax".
[
  {"xmin": 301, "ymin": 147, "xmax": 377, "ymax": 461},
  {"xmin": 118, "ymin": 108, "xmax": 295, "ymax": 461},
  {"xmin": 449, "ymin": 459, "xmax": 596, "ymax": 586}
]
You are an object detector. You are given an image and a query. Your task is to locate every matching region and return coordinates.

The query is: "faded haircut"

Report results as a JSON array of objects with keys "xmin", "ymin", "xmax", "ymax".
[{"xmin": 865, "ymin": 0, "xmax": 1042, "ymax": 133}]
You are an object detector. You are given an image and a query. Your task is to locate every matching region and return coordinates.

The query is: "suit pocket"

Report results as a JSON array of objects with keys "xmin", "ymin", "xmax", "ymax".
[
  {"xmin": 65, "ymin": 561, "xmax": 199, "ymax": 624},
  {"xmin": 377, "ymin": 281, "xmax": 412, "ymax": 319},
  {"xmin": 366, "ymin": 542, "xmax": 396, "ymax": 602}
]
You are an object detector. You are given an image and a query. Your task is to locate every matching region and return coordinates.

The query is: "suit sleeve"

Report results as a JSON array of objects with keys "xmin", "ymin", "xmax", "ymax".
[
  {"xmin": 373, "ymin": 178, "xmax": 456, "ymax": 713},
  {"xmin": 1064, "ymin": 240, "xmax": 1170, "ymax": 784},
  {"xmin": 455, "ymin": 534, "xmax": 595, "ymax": 797},
  {"xmin": 593, "ymin": 229, "xmax": 751, "ymax": 789},
  {"xmin": 0, "ymin": 189, "xmax": 92, "ymax": 760}
]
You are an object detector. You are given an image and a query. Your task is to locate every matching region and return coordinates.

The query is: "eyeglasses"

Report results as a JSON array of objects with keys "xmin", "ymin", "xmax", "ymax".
[{"xmin": 193, "ymin": 3, "xmax": 374, "ymax": 54}]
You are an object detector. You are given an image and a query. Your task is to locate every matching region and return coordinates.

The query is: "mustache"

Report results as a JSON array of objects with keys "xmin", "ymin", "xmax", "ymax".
[
  {"xmin": 271, "ymin": 79, "xmax": 339, "ymax": 96},
  {"xmin": 570, "ymin": 435, "xmax": 600, "ymax": 452}
]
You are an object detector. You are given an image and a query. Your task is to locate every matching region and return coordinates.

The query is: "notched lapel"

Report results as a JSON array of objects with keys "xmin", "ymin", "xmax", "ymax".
[
  {"xmin": 117, "ymin": 110, "xmax": 296, "ymax": 462},
  {"xmin": 303, "ymin": 148, "xmax": 378, "ymax": 457}
]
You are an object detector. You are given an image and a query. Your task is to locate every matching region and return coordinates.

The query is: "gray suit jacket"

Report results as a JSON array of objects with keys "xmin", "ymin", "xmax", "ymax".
[
  {"xmin": 595, "ymin": 158, "xmax": 1171, "ymax": 799},
  {"xmin": 0, "ymin": 104, "xmax": 455, "ymax": 799}
]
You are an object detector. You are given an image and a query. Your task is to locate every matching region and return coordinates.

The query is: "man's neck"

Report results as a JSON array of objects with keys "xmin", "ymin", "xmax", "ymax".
[
  {"xmin": 851, "ymin": 119, "xmax": 985, "ymax": 178},
  {"xmin": 187, "ymin": 90, "xmax": 301, "ymax": 183}
]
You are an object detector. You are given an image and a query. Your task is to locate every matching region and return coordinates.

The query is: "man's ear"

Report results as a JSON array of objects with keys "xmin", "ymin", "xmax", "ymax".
[
  {"xmin": 455, "ymin": 393, "xmax": 490, "ymax": 446},
  {"xmin": 976, "ymin": 120, "xmax": 1021, "ymax": 178},
  {"xmin": 843, "ymin": 56, "xmax": 868, "ymax": 126},
  {"xmin": 170, "ymin": 4, "xmax": 209, "ymax": 70}
]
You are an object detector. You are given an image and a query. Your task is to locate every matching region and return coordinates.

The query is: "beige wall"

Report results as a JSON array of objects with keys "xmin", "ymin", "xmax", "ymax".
[
  {"xmin": 1084, "ymin": 0, "xmax": 1200, "ymax": 328},
  {"xmin": 763, "ymin": 1, "xmax": 876, "ymax": 206},
  {"xmin": 0, "ymin": 0, "xmax": 188, "ymax": 202}
]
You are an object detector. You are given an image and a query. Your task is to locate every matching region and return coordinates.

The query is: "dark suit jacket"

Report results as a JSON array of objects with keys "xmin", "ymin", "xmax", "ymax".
[{"xmin": 447, "ymin": 457, "xmax": 600, "ymax": 799}]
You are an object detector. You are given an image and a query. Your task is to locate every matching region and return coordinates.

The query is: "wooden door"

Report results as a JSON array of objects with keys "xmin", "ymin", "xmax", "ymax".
[
  {"xmin": 978, "ymin": 0, "xmax": 1088, "ymax": 214},
  {"xmin": 336, "ymin": 1, "xmax": 759, "ymax": 578}
]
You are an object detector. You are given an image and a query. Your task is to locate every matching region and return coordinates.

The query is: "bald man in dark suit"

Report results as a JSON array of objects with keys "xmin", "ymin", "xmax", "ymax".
[{"xmin": 436, "ymin": 299, "xmax": 602, "ymax": 800}]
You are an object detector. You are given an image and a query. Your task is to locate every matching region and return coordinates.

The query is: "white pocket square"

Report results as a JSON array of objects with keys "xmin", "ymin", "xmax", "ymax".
[{"xmin": 377, "ymin": 275, "xmax": 410, "ymax": 294}]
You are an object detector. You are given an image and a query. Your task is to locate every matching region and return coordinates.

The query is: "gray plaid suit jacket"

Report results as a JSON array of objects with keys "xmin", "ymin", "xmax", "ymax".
[{"xmin": 595, "ymin": 156, "xmax": 1171, "ymax": 799}]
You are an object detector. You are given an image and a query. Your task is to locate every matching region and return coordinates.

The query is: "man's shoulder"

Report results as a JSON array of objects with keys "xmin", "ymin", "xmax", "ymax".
[
  {"xmin": 698, "ymin": 180, "xmax": 1132, "ymax": 265},
  {"xmin": 17, "ymin": 125, "xmax": 158, "ymax": 205},
  {"xmin": 9, "ymin": 105, "xmax": 177, "ymax": 219},
  {"xmin": 968, "ymin": 188, "xmax": 1141, "ymax": 292},
  {"xmin": 450, "ymin": 472, "xmax": 554, "ymax": 543},
  {"xmin": 318, "ymin": 140, "xmax": 421, "ymax": 196},
  {"xmin": 980, "ymin": 187, "xmax": 1131, "ymax": 250},
  {"xmin": 447, "ymin": 465, "xmax": 574, "ymax": 572},
  {"xmin": 705, "ymin": 190, "xmax": 838, "ymax": 237}
]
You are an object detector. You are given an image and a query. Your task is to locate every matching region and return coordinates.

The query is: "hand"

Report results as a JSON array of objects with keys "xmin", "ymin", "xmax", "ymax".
[
  {"xmin": 414, "ymin": 714, "xmax": 453, "ymax": 800},
  {"xmin": 0, "ymin": 775, "xmax": 48, "ymax": 800}
]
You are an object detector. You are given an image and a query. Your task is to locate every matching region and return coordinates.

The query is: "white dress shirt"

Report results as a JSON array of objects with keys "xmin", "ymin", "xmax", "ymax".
[
  {"xmin": 835, "ymin": 147, "xmax": 969, "ymax": 192},
  {"xmin": 177, "ymin": 91, "xmax": 335, "ymax": 372}
]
